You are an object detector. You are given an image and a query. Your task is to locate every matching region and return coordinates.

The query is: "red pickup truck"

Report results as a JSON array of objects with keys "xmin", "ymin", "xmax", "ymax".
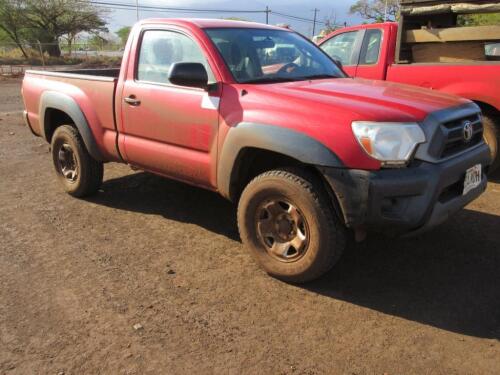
[
  {"xmin": 22, "ymin": 19, "xmax": 490, "ymax": 283},
  {"xmin": 319, "ymin": 22, "xmax": 500, "ymax": 171}
]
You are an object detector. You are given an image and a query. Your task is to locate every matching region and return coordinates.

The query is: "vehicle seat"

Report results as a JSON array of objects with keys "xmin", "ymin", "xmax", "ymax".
[
  {"xmin": 216, "ymin": 41, "xmax": 262, "ymax": 80},
  {"xmin": 142, "ymin": 38, "xmax": 174, "ymax": 83}
]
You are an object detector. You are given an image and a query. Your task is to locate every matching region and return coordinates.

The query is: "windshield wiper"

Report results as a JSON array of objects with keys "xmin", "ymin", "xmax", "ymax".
[
  {"xmin": 241, "ymin": 74, "xmax": 339, "ymax": 84},
  {"xmin": 241, "ymin": 76, "xmax": 301, "ymax": 84},
  {"xmin": 300, "ymin": 74, "xmax": 339, "ymax": 80}
]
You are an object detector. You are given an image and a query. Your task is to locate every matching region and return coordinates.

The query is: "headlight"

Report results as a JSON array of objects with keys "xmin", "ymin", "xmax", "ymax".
[{"xmin": 352, "ymin": 121, "xmax": 426, "ymax": 167}]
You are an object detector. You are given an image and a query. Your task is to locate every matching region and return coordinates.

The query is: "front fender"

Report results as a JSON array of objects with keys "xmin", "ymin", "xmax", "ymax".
[
  {"xmin": 39, "ymin": 91, "xmax": 104, "ymax": 161},
  {"xmin": 217, "ymin": 122, "xmax": 343, "ymax": 199}
]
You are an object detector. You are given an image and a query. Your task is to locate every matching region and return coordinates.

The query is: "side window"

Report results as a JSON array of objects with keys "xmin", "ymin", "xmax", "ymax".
[
  {"xmin": 359, "ymin": 29, "xmax": 382, "ymax": 65},
  {"xmin": 320, "ymin": 31, "xmax": 359, "ymax": 66},
  {"xmin": 137, "ymin": 30, "xmax": 214, "ymax": 84},
  {"xmin": 486, "ymin": 42, "xmax": 500, "ymax": 59}
]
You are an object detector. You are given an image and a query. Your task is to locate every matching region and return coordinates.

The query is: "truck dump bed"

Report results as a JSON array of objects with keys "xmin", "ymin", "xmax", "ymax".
[{"xmin": 396, "ymin": 0, "xmax": 500, "ymax": 63}]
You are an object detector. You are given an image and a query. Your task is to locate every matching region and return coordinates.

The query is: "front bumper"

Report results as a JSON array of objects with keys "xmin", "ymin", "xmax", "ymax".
[{"xmin": 320, "ymin": 143, "xmax": 491, "ymax": 236}]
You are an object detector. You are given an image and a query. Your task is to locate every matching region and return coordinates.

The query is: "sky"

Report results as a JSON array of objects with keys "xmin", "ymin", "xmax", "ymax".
[{"xmin": 101, "ymin": 0, "xmax": 364, "ymax": 37}]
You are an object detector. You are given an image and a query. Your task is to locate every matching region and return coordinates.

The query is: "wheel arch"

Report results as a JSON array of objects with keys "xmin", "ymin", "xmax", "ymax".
[
  {"xmin": 217, "ymin": 123, "xmax": 343, "ymax": 202},
  {"xmin": 474, "ymin": 100, "xmax": 500, "ymax": 117},
  {"xmin": 39, "ymin": 91, "xmax": 104, "ymax": 161},
  {"xmin": 475, "ymin": 100, "xmax": 500, "ymax": 172}
]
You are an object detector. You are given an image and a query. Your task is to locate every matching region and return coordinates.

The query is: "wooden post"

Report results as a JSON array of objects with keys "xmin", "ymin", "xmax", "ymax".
[{"xmin": 37, "ymin": 41, "xmax": 45, "ymax": 67}]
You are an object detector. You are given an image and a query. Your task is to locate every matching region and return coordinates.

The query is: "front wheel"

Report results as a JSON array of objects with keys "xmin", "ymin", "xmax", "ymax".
[
  {"xmin": 51, "ymin": 125, "xmax": 103, "ymax": 197},
  {"xmin": 237, "ymin": 169, "xmax": 346, "ymax": 283},
  {"xmin": 483, "ymin": 115, "xmax": 500, "ymax": 173}
]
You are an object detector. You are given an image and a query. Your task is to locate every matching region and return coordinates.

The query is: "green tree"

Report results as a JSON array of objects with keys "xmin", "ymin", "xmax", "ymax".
[
  {"xmin": 458, "ymin": 13, "xmax": 500, "ymax": 26},
  {"xmin": 350, "ymin": 0, "xmax": 399, "ymax": 23},
  {"xmin": 0, "ymin": 28, "xmax": 8, "ymax": 43},
  {"xmin": 0, "ymin": 0, "xmax": 107, "ymax": 58},
  {"xmin": 0, "ymin": 0, "xmax": 31, "ymax": 57},
  {"xmin": 116, "ymin": 26, "xmax": 131, "ymax": 46},
  {"xmin": 321, "ymin": 18, "xmax": 338, "ymax": 35},
  {"xmin": 88, "ymin": 33, "xmax": 109, "ymax": 50},
  {"xmin": 24, "ymin": 0, "xmax": 107, "ymax": 57}
]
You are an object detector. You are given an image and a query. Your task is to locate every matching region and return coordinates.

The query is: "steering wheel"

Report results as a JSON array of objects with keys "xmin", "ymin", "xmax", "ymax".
[{"xmin": 277, "ymin": 62, "xmax": 300, "ymax": 75}]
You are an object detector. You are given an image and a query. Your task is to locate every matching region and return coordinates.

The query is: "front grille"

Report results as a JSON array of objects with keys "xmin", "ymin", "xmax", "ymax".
[{"xmin": 440, "ymin": 114, "xmax": 483, "ymax": 159}]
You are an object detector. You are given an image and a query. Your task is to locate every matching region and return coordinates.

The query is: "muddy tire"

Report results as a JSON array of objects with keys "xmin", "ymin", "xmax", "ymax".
[
  {"xmin": 483, "ymin": 115, "xmax": 500, "ymax": 173},
  {"xmin": 51, "ymin": 125, "xmax": 103, "ymax": 197},
  {"xmin": 237, "ymin": 169, "xmax": 346, "ymax": 283}
]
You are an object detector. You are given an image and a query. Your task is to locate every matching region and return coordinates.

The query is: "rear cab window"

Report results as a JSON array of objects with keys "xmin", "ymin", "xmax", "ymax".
[{"xmin": 359, "ymin": 29, "xmax": 382, "ymax": 65}]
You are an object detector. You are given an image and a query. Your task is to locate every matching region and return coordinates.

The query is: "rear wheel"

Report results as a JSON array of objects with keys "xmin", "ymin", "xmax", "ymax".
[
  {"xmin": 237, "ymin": 169, "xmax": 346, "ymax": 283},
  {"xmin": 483, "ymin": 115, "xmax": 500, "ymax": 172},
  {"xmin": 51, "ymin": 125, "xmax": 103, "ymax": 197}
]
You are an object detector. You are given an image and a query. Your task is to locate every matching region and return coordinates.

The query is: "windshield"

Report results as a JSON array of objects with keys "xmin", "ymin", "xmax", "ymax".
[{"xmin": 205, "ymin": 28, "xmax": 345, "ymax": 83}]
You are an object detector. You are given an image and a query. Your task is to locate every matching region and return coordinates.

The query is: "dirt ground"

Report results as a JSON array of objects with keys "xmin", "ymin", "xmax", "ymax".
[
  {"xmin": 0, "ymin": 78, "xmax": 23, "ymax": 113},
  {"xmin": 0, "ymin": 78, "xmax": 499, "ymax": 375}
]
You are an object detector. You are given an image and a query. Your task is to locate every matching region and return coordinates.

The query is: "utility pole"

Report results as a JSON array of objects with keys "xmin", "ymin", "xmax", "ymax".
[
  {"xmin": 265, "ymin": 6, "xmax": 270, "ymax": 24},
  {"xmin": 136, "ymin": 0, "xmax": 140, "ymax": 21},
  {"xmin": 312, "ymin": 8, "xmax": 319, "ymax": 38},
  {"xmin": 384, "ymin": 0, "xmax": 388, "ymax": 21}
]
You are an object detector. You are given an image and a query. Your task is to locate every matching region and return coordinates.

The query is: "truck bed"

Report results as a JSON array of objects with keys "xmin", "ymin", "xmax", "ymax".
[
  {"xmin": 22, "ymin": 69, "xmax": 121, "ymax": 161},
  {"xmin": 35, "ymin": 68, "xmax": 121, "ymax": 78},
  {"xmin": 386, "ymin": 62, "xmax": 500, "ymax": 110}
]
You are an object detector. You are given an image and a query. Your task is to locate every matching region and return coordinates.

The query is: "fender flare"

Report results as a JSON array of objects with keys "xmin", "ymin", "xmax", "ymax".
[
  {"xmin": 39, "ymin": 91, "xmax": 103, "ymax": 161},
  {"xmin": 217, "ymin": 122, "xmax": 343, "ymax": 199}
]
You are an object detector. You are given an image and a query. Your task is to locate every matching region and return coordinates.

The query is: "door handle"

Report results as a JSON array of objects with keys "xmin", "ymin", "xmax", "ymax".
[{"xmin": 124, "ymin": 95, "xmax": 141, "ymax": 106}]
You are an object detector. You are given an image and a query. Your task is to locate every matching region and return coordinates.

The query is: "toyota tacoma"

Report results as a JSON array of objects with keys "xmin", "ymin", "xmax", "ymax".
[{"xmin": 22, "ymin": 19, "xmax": 490, "ymax": 282}]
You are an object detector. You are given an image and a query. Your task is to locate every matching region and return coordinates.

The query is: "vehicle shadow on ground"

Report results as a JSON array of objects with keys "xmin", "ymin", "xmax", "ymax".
[
  {"xmin": 306, "ymin": 208, "xmax": 500, "ymax": 340},
  {"xmin": 90, "ymin": 171, "xmax": 500, "ymax": 340},
  {"xmin": 488, "ymin": 168, "xmax": 500, "ymax": 183},
  {"xmin": 88, "ymin": 171, "xmax": 240, "ymax": 240}
]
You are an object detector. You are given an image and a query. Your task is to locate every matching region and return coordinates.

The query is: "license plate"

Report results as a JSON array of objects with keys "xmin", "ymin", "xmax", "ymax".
[{"xmin": 463, "ymin": 164, "xmax": 482, "ymax": 195}]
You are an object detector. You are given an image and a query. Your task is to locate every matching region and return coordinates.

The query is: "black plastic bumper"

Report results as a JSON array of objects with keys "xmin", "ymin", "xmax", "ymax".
[{"xmin": 319, "ymin": 143, "xmax": 491, "ymax": 236}]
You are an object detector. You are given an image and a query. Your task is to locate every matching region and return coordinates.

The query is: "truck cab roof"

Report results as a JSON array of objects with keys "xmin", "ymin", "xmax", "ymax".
[{"xmin": 136, "ymin": 18, "xmax": 287, "ymax": 31}]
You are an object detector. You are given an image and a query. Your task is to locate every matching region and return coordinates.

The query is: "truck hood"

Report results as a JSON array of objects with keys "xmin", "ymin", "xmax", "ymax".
[{"xmin": 249, "ymin": 77, "xmax": 470, "ymax": 122}]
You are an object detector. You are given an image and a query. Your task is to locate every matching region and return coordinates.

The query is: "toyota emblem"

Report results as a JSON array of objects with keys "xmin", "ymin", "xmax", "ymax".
[{"xmin": 463, "ymin": 121, "xmax": 473, "ymax": 142}]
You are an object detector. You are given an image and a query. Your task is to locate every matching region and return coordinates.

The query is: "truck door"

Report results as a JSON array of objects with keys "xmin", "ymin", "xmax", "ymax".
[
  {"xmin": 320, "ymin": 30, "xmax": 364, "ymax": 77},
  {"xmin": 120, "ymin": 28, "xmax": 220, "ymax": 188},
  {"xmin": 355, "ymin": 28, "xmax": 385, "ymax": 80}
]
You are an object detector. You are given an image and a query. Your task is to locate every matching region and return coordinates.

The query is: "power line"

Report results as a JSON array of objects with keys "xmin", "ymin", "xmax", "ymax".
[
  {"xmin": 269, "ymin": 11, "xmax": 326, "ymax": 26},
  {"xmin": 84, "ymin": 1, "xmax": 328, "ymax": 24},
  {"xmin": 85, "ymin": 1, "xmax": 267, "ymax": 13},
  {"xmin": 79, "ymin": 1, "xmax": 347, "ymax": 31}
]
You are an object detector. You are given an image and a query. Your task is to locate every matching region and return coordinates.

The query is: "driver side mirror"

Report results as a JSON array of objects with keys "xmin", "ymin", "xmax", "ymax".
[{"xmin": 168, "ymin": 62, "xmax": 208, "ymax": 90}]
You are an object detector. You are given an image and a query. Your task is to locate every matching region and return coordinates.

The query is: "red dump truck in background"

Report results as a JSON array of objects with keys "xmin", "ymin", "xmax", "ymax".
[
  {"xmin": 22, "ymin": 19, "xmax": 490, "ymax": 283},
  {"xmin": 319, "ymin": 1, "xmax": 500, "ymax": 171}
]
